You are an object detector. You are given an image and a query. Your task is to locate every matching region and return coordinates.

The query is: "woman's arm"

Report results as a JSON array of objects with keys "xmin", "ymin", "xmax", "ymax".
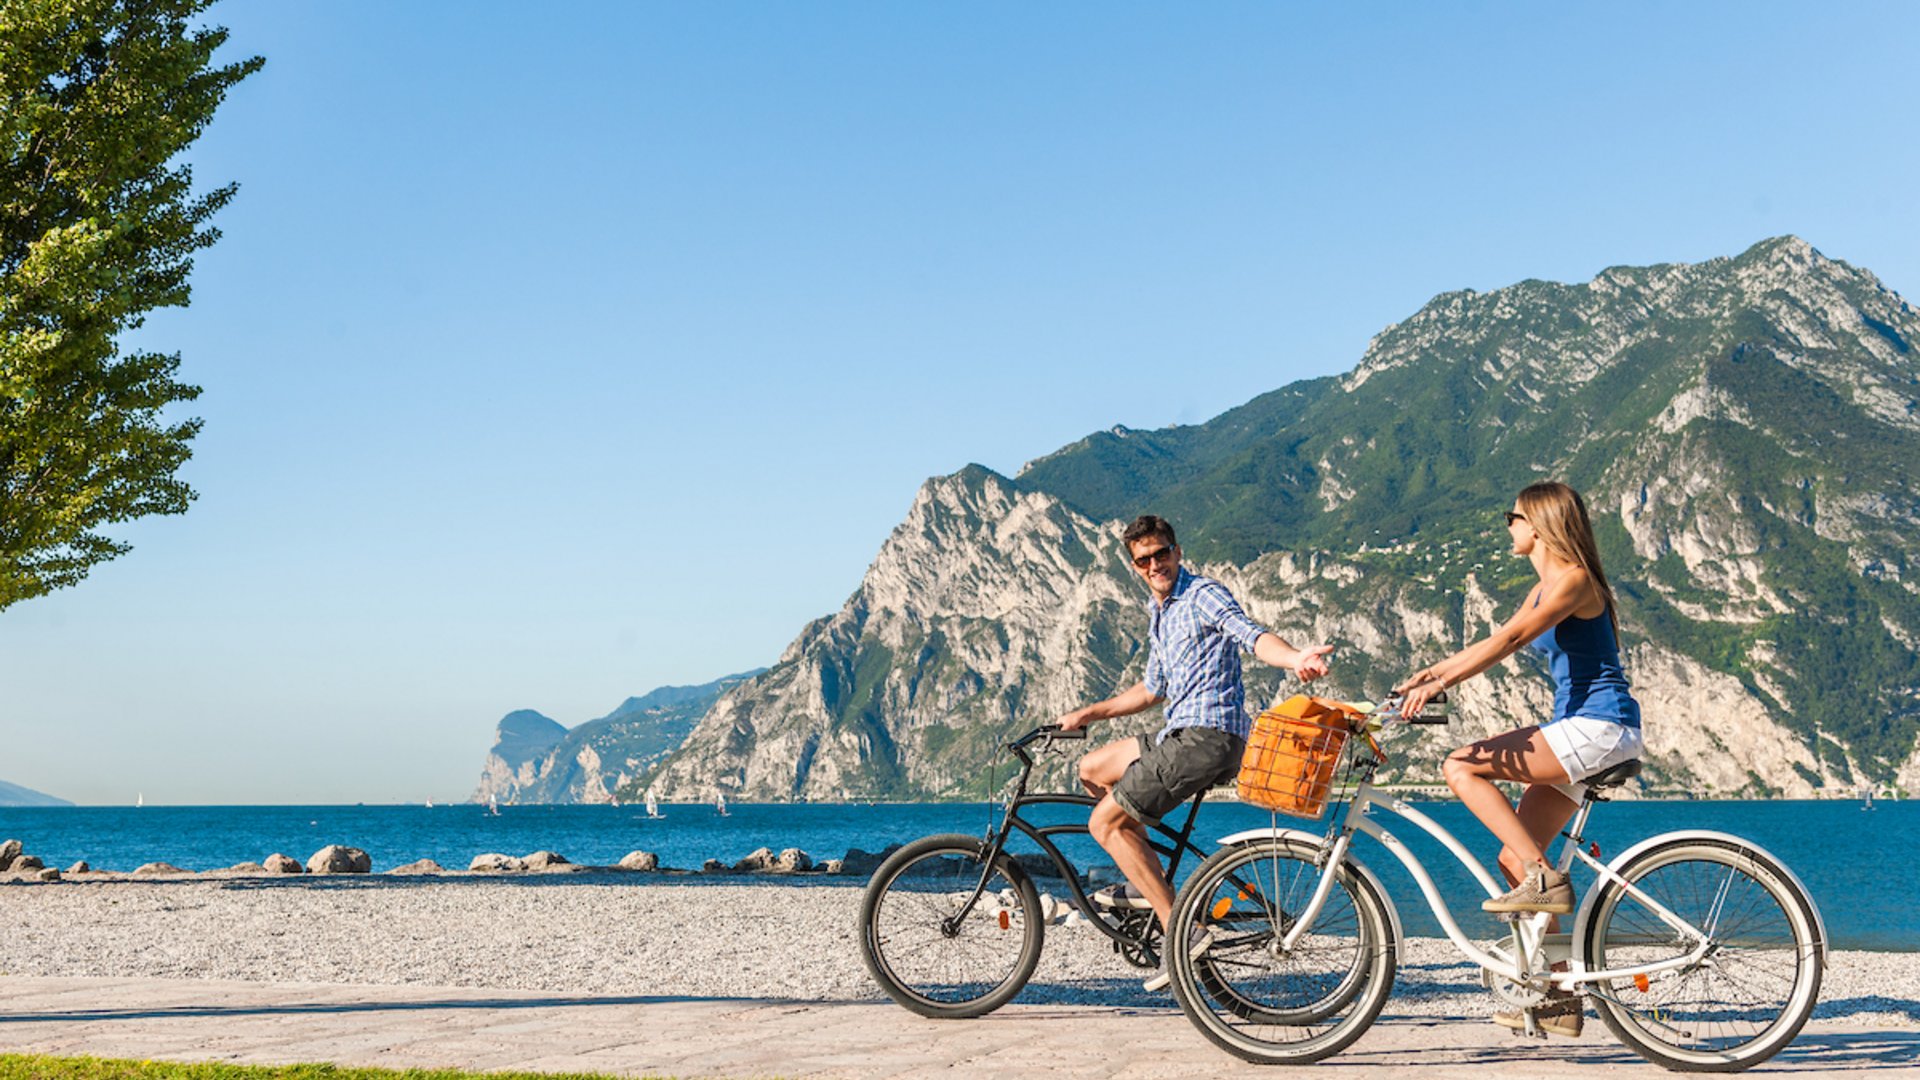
[{"xmin": 1398, "ymin": 570, "xmax": 1594, "ymax": 715}]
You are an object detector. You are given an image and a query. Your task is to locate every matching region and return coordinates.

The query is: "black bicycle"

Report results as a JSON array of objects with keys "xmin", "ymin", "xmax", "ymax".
[{"xmin": 856, "ymin": 723, "xmax": 1216, "ymax": 1018}]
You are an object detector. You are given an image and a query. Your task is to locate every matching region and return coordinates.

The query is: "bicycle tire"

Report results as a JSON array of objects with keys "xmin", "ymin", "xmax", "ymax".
[
  {"xmin": 1582, "ymin": 836, "xmax": 1823, "ymax": 1072},
  {"xmin": 1169, "ymin": 837, "xmax": 1397, "ymax": 1063},
  {"xmin": 857, "ymin": 833, "xmax": 1045, "ymax": 1019}
]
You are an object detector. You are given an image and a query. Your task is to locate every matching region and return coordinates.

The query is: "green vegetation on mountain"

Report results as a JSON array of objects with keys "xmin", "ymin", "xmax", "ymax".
[{"xmin": 1012, "ymin": 237, "xmax": 1920, "ymax": 781}]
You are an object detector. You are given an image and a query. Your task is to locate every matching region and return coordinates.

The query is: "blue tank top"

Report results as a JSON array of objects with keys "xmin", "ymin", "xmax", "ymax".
[{"xmin": 1529, "ymin": 599, "xmax": 1641, "ymax": 729}]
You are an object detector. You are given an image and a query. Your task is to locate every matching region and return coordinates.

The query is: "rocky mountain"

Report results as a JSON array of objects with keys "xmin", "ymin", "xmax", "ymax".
[
  {"xmin": 645, "ymin": 237, "xmax": 1920, "ymax": 801},
  {"xmin": 0, "ymin": 776, "xmax": 71, "ymax": 807},
  {"xmin": 470, "ymin": 672, "xmax": 762, "ymax": 805}
]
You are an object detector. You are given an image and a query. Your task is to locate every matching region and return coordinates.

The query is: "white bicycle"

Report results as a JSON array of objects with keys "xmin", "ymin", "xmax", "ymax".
[{"xmin": 1166, "ymin": 697, "xmax": 1825, "ymax": 1072}]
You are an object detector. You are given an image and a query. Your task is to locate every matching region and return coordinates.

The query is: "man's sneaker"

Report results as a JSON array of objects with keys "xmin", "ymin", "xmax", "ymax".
[
  {"xmin": 1493, "ymin": 993, "xmax": 1584, "ymax": 1038},
  {"xmin": 1142, "ymin": 924, "xmax": 1214, "ymax": 992},
  {"xmin": 1091, "ymin": 882, "xmax": 1153, "ymax": 910},
  {"xmin": 1482, "ymin": 859, "xmax": 1574, "ymax": 915}
]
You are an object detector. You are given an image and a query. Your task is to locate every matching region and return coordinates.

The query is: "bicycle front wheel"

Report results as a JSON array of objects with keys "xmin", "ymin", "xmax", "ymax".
[
  {"xmin": 1582, "ymin": 836, "xmax": 1823, "ymax": 1072},
  {"xmin": 857, "ymin": 833, "xmax": 1044, "ymax": 1019},
  {"xmin": 1168, "ymin": 837, "xmax": 1397, "ymax": 1064}
]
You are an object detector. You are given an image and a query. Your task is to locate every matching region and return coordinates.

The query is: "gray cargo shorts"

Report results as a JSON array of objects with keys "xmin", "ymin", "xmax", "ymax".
[{"xmin": 1111, "ymin": 725, "xmax": 1246, "ymax": 827}]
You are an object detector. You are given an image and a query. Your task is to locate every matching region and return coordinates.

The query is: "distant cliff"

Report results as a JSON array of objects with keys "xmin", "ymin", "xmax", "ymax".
[
  {"xmin": 0, "ymin": 777, "xmax": 72, "ymax": 807},
  {"xmin": 470, "ymin": 672, "xmax": 762, "ymax": 805},
  {"xmin": 645, "ymin": 237, "xmax": 1920, "ymax": 800}
]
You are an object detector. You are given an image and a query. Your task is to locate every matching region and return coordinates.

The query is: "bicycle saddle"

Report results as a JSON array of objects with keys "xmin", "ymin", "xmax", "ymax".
[{"xmin": 1583, "ymin": 758, "xmax": 1643, "ymax": 799}]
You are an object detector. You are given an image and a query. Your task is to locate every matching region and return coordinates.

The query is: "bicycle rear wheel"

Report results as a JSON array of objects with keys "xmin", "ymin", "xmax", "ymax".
[
  {"xmin": 857, "ymin": 833, "xmax": 1044, "ymax": 1019},
  {"xmin": 1582, "ymin": 836, "xmax": 1823, "ymax": 1072},
  {"xmin": 1169, "ymin": 837, "xmax": 1396, "ymax": 1064}
]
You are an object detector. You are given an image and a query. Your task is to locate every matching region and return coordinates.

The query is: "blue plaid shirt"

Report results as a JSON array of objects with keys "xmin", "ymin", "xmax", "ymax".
[{"xmin": 1143, "ymin": 567, "xmax": 1269, "ymax": 742}]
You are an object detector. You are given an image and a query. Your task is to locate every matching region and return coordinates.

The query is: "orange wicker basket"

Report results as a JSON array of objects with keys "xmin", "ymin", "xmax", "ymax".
[{"xmin": 1237, "ymin": 695, "xmax": 1366, "ymax": 819}]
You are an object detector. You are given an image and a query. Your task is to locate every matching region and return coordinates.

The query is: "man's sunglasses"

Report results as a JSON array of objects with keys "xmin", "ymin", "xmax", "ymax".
[
  {"xmin": 1131, "ymin": 544, "xmax": 1176, "ymax": 569},
  {"xmin": 1503, "ymin": 511, "xmax": 1528, "ymax": 526}
]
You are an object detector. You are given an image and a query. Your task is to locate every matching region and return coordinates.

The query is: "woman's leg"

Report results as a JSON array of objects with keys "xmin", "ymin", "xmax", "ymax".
[
  {"xmin": 1499, "ymin": 783, "xmax": 1580, "ymax": 886},
  {"xmin": 1441, "ymin": 726, "xmax": 1571, "ymax": 867},
  {"xmin": 1506, "ymin": 783, "xmax": 1580, "ymax": 934}
]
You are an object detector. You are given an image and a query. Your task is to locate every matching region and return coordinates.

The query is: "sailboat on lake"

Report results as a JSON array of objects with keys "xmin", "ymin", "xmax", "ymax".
[
  {"xmin": 646, "ymin": 789, "xmax": 664, "ymax": 819},
  {"xmin": 715, "ymin": 790, "xmax": 730, "ymax": 817}
]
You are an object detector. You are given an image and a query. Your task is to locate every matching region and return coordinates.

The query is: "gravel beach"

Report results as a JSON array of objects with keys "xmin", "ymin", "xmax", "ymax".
[{"xmin": 3, "ymin": 870, "xmax": 1914, "ymax": 1029}]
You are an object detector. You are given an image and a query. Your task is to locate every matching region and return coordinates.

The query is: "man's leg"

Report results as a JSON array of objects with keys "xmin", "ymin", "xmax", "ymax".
[
  {"xmin": 1078, "ymin": 737, "xmax": 1142, "ymax": 801},
  {"xmin": 1088, "ymin": 793, "xmax": 1173, "ymax": 931}
]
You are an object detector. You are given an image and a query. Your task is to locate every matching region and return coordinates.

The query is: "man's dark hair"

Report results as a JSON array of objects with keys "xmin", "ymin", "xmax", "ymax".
[{"xmin": 1123, "ymin": 515, "xmax": 1177, "ymax": 548}]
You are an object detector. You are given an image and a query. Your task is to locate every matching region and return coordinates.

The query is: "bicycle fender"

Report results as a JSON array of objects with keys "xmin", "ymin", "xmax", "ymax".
[
  {"xmin": 1569, "ymin": 829, "xmax": 1827, "ymax": 960},
  {"xmin": 1215, "ymin": 828, "xmax": 1404, "ymax": 948}
]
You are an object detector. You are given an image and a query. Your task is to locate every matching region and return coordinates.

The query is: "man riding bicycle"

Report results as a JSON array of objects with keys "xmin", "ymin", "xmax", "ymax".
[{"xmin": 1058, "ymin": 514, "xmax": 1334, "ymax": 990}]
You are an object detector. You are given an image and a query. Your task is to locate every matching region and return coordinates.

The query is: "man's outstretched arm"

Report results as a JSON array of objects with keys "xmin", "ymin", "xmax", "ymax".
[
  {"xmin": 1059, "ymin": 682, "xmax": 1161, "ymax": 730},
  {"xmin": 1253, "ymin": 634, "xmax": 1334, "ymax": 681}
]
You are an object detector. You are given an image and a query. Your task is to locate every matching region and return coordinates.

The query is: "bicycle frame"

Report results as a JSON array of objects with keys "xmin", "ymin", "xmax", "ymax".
[
  {"xmin": 1280, "ymin": 766, "xmax": 1714, "ymax": 992},
  {"xmin": 948, "ymin": 727, "xmax": 1212, "ymax": 957}
]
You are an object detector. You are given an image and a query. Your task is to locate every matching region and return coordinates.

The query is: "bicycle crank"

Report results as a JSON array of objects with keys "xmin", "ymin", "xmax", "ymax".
[{"xmin": 1481, "ymin": 967, "xmax": 1550, "ymax": 1009}]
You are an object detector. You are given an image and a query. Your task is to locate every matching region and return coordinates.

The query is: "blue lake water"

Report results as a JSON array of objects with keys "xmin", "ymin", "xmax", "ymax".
[{"xmin": 3, "ymin": 798, "xmax": 1913, "ymax": 949}]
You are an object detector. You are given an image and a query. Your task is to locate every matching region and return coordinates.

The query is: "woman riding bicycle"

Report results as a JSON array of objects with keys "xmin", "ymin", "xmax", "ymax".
[{"xmin": 1396, "ymin": 480, "xmax": 1643, "ymax": 1037}]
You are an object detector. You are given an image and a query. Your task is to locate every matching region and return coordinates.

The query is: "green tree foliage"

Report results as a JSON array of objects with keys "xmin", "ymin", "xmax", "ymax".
[{"xmin": 0, "ymin": 0, "xmax": 260, "ymax": 610}]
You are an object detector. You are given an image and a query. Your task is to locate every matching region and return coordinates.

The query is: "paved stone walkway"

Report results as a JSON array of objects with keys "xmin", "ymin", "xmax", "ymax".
[{"xmin": 0, "ymin": 976, "xmax": 1912, "ymax": 1078}]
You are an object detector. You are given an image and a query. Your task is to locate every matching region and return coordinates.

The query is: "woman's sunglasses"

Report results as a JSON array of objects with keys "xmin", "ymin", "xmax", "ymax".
[{"xmin": 1503, "ymin": 511, "xmax": 1528, "ymax": 526}]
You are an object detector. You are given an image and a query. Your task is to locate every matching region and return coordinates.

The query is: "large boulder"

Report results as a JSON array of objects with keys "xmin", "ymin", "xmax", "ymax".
[
  {"xmin": 774, "ymin": 848, "xmax": 813, "ymax": 873},
  {"xmin": 389, "ymin": 859, "xmax": 445, "ymax": 875},
  {"xmin": 0, "ymin": 839, "xmax": 20, "ymax": 871},
  {"xmin": 306, "ymin": 845, "xmax": 371, "ymax": 874},
  {"xmin": 36, "ymin": 867, "xmax": 60, "ymax": 882},
  {"xmin": 262, "ymin": 853, "xmax": 303, "ymax": 874},
  {"xmin": 700, "ymin": 858, "xmax": 726, "ymax": 873},
  {"xmin": 134, "ymin": 862, "xmax": 188, "ymax": 875},
  {"xmin": 618, "ymin": 850, "xmax": 659, "ymax": 872},
  {"xmin": 838, "ymin": 844, "xmax": 902, "ymax": 877},
  {"xmin": 522, "ymin": 850, "xmax": 570, "ymax": 871},
  {"xmin": 732, "ymin": 847, "xmax": 776, "ymax": 872},
  {"xmin": 10, "ymin": 854, "xmax": 43, "ymax": 872},
  {"xmin": 66, "ymin": 861, "xmax": 90, "ymax": 875},
  {"xmin": 470, "ymin": 852, "xmax": 524, "ymax": 872}
]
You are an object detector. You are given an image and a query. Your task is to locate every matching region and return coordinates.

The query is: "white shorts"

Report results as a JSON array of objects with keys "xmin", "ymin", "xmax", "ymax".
[{"xmin": 1540, "ymin": 715, "xmax": 1644, "ymax": 804}]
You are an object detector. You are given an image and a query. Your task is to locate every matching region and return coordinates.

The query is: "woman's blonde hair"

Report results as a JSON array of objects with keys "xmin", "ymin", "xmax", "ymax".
[{"xmin": 1516, "ymin": 481, "xmax": 1619, "ymax": 637}]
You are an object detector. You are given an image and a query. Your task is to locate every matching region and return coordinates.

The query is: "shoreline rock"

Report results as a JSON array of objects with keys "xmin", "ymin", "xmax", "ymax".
[
  {"xmin": 389, "ymin": 859, "xmax": 445, "ymax": 875},
  {"xmin": 307, "ymin": 846, "xmax": 372, "ymax": 874}
]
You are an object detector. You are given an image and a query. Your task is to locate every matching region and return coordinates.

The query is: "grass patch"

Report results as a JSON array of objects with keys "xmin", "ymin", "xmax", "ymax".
[{"xmin": 0, "ymin": 1057, "xmax": 659, "ymax": 1080}]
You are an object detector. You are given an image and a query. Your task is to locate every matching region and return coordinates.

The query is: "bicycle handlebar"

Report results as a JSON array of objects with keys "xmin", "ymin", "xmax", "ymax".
[
  {"xmin": 1008, "ymin": 723, "xmax": 1088, "ymax": 751},
  {"xmin": 1378, "ymin": 691, "xmax": 1451, "ymax": 726}
]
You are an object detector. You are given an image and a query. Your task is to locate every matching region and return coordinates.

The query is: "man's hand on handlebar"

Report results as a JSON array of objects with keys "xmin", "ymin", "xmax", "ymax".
[{"xmin": 1057, "ymin": 706, "xmax": 1094, "ymax": 732}]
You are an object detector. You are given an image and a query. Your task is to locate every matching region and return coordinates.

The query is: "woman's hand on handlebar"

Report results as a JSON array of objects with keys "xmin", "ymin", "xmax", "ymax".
[{"xmin": 1396, "ymin": 671, "xmax": 1447, "ymax": 720}]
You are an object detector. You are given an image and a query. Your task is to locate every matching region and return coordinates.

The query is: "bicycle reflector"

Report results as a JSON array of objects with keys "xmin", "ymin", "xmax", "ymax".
[
  {"xmin": 998, "ymin": 911, "xmax": 1010, "ymax": 930},
  {"xmin": 1211, "ymin": 887, "xmax": 1251, "ymax": 920},
  {"xmin": 1634, "ymin": 973, "xmax": 1651, "ymax": 992}
]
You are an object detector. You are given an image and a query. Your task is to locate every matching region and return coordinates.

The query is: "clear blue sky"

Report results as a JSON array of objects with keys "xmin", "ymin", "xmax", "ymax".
[{"xmin": 3, "ymin": 2, "xmax": 1916, "ymax": 805}]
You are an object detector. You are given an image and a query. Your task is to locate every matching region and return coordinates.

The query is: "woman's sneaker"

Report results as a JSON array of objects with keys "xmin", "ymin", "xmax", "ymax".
[
  {"xmin": 1482, "ymin": 859, "xmax": 1574, "ymax": 914},
  {"xmin": 1493, "ymin": 993, "xmax": 1584, "ymax": 1038}
]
